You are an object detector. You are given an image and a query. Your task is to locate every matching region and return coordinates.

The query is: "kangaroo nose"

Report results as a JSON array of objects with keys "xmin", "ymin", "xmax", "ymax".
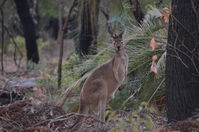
[{"xmin": 117, "ymin": 46, "xmax": 120, "ymax": 50}]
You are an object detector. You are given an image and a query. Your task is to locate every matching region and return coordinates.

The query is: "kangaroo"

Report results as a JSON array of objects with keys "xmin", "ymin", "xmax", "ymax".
[
  {"xmin": 80, "ymin": 32, "xmax": 128, "ymax": 120},
  {"xmin": 70, "ymin": 31, "xmax": 128, "ymax": 132}
]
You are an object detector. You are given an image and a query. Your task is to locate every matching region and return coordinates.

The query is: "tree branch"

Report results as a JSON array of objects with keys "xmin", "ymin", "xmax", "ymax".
[{"xmin": 57, "ymin": 0, "xmax": 78, "ymax": 89}]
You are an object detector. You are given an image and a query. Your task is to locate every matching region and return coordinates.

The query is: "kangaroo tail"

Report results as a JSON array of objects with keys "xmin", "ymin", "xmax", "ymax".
[{"xmin": 69, "ymin": 104, "xmax": 88, "ymax": 132}]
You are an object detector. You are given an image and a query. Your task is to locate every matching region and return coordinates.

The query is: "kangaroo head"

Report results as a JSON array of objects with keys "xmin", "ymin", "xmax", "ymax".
[
  {"xmin": 112, "ymin": 31, "xmax": 124, "ymax": 51},
  {"xmin": 106, "ymin": 22, "xmax": 125, "ymax": 51}
]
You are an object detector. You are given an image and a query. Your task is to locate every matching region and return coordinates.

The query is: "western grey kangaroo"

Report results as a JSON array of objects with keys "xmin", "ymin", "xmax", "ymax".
[
  {"xmin": 80, "ymin": 32, "xmax": 128, "ymax": 121},
  {"xmin": 70, "ymin": 30, "xmax": 128, "ymax": 132}
]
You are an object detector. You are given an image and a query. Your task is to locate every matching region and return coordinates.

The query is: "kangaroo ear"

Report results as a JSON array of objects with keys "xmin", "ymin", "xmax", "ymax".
[
  {"xmin": 118, "ymin": 31, "xmax": 123, "ymax": 38},
  {"xmin": 119, "ymin": 29, "xmax": 126, "ymax": 38},
  {"xmin": 118, "ymin": 29, "xmax": 127, "ymax": 38},
  {"xmin": 113, "ymin": 34, "xmax": 117, "ymax": 39}
]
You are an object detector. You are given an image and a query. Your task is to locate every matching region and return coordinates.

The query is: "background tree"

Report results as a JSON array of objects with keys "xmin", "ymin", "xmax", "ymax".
[
  {"xmin": 78, "ymin": 0, "xmax": 100, "ymax": 55},
  {"xmin": 166, "ymin": 0, "xmax": 199, "ymax": 121},
  {"xmin": 129, "ymin": 0, "xmax": 144, "ymax": 24},
  {"xmin": 14, "ymin": 0, "xmax": 39, "ymax": 64}
]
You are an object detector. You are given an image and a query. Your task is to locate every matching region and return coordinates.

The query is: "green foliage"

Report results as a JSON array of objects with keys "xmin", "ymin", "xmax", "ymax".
[
  {"xmin": 37, "ymin": 39, "xmax": 50, "ymax": 50},
  {"xmin": 140, "ymin": 0, "xmax": 171, "ymax": 10},
  {"xmin": 8, "ymin": 36, "xmax": 26, "ymax": 54},
  {"xmin": 38, "ymin": 0, "xmax": 58, "ymax": 18},
  {"xmin": 62, "ymin": 54, "xmax": 82, "ymax": 88}
]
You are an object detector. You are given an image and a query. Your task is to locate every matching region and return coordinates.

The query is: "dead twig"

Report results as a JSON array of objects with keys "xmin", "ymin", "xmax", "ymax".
[
  {"xmin": 0, "ymin": 116, "xmax": 23, "ymax": 131},
  {"xmin": 0, "ymin": 0, "xmax": 6, "ymax": 74},
  {"xmin": 57, "ymin": 0, "xmax": 78, "ymax": 89},
  {"xmin": 47, "ymin": 113, "xmax": 74, "ymax": 127}
]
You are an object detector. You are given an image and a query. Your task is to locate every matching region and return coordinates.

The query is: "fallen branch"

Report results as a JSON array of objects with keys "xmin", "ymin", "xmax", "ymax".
[{"xmin": 0, "ymin": 116, "xmax": 23, "ymax": 131}]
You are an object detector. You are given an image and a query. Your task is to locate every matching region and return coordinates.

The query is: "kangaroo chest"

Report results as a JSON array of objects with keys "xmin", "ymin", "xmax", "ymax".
[
  {"xmin": 117, "ymin": 54, "xmax": 128, "ymax": 82},
  {"xmin": 107, "ymin": 53, "xmax": 128, "ymax": 100}
]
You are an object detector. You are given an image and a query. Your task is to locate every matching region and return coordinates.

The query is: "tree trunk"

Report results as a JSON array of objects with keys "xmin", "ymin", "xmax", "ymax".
[
  {"xmin": 14, "ymin": 0, "xmax": 39, "ymax": 64},
  {"xmin": 166, "ymin": 0, "xmax": 199, "ymax": 121},
  {"xmin": 129, "ymin": 0, "xmax": 144, "ymax": 24},
  {"xmin": 78, "ymin": 0, "xmax": 100, "ymax": 55}
]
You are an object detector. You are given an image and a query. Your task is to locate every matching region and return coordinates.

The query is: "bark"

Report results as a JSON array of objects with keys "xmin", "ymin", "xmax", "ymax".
[
  {"xmin": 166, "ymin": 0, "xmax": 199, "ymax": 121},
  {"xmin": 14, "ymin": 0, "xmax": 39, "ymax": 64},
  {"xmin": 129, "ymin": 0, "xmax": 144, "ymax": 24},
  {"xmin": 78, "ymin": 0, "xmax": 100, "ymax": 55}
]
